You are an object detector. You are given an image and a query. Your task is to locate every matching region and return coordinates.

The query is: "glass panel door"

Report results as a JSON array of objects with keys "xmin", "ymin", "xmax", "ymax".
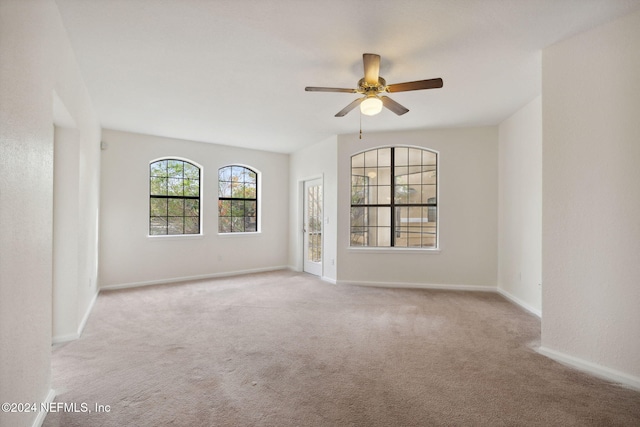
[{"xmin": 303, "ymin": 179, "xmax": 322, "ymax": 276}]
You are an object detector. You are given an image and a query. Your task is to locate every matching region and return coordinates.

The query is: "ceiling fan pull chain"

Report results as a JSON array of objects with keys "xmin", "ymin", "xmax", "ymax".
[{"xmin": 359, "ymin": 110, "xmax": 363, "ymax": 140}]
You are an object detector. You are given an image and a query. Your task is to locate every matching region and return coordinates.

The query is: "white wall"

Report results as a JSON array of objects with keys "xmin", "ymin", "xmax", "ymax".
[
  {"xmin": 497, "ymin": 96, "xmax": 542, "ymax": 316},
  {"xmin": 53, "ymin": 126, "xmax": 80, "ymax": 341},
  {"xmin": 288, "ymin": 135, "xmax": 338, "ymax": 282},
  {"xmin": 52, "ymin": 122, "xmax": 99, "ymax": 344},
  {"xmin": 336, "ymin": 127, "xmax": 498, "ymax": 288},
  {"xmin": 0, "ymin": 1, "xmax": 101, "ymax": 426},
  {"xmin": 541, "ymin": 9, "xmax": 640, "ymax": 384},
  {"xmin": 99, "ymin": 129, "xmax": 290, "ymax": 287}
]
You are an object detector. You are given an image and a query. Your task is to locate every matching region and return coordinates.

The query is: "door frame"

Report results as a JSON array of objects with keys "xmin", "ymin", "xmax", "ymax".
[{"xmin": 301, "ymin": 176, "xmax": 323, "ymax": 276}]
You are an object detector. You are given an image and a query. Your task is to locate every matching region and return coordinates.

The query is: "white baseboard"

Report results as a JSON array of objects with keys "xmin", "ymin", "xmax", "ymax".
[
  {"xmin": 337, "ymin": 279, "xmax": 496, "ymax": 292},
  {"xmin": 321, "ymin": 276, "xmax": 337, "ymax": 284},
  {"xmin": 32, "ymin": 388, "xmax": 55, "ymax": 427},
  {"xmin": 100, "ymin": 266, "xmax": 289, "ymax": 291},
  {"xmin": 52, "ymin": 290, "xmax": 99, "ymax": 344},
  {"xmin": 497, "ymin": 288, "xmax": 542, "ymax": 318},
  {"xmin": 338, "ymin": 281, "xmax": 542, "ymax": 317},
  {"xmin": 52, "ymin": 332, "xmax": 79, "ymax": 344},
  {"xmin": 538, "ymin": 346, "xmax": 640, "ymax": 391},
  {"xmin": 285, "ymin": 265, "xmax": 335, "ymax": 284},
  {"xmin": 77, "ymin": 290, "xmax": 98, "ymax": 337}
]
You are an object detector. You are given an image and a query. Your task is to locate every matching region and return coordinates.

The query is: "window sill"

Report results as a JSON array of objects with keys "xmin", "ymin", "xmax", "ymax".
[
  {"xmin": 217, "ymin": 231, "xmax": 262, "ymax": 237},
  {"xmin": 148, "ymin": 234, "xmax": 204, "ymax": 240},
  {"xmin": 347, "ymin": 247, "xmax": 440, "ymax": 254}
]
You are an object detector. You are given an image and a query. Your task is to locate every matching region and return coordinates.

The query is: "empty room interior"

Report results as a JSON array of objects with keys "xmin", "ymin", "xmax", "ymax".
[{"xmin": 1, "ymin": 0, "xmax": 640, "ymax": 426}]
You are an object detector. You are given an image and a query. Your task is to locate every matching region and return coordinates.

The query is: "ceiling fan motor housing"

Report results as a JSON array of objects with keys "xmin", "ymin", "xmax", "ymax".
[{"xmin": 357, "ymin": 77, "xmax": 387, "ymax": 95}]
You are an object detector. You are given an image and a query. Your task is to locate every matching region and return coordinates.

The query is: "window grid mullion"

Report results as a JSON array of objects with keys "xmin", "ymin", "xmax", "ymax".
[
  {"xmin": 350, "ymin": 146, "xmax": 437, "ymax": 249},
  {"xmin": 149, "ymin": 159, "xmax": 200, "ymax": 236},
  {"xmin": 390, "ymin": 147, "xmax": 396, "ymax": 247},
  {"xmin": 217, "ymin": 165, "xmax": 258, "ymax": 233}
]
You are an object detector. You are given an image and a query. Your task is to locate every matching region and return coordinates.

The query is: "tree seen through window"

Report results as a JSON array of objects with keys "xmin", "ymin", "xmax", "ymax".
[
  {"xmin": 149, "ymin": 159, "xmax": 200, "ymax": 235},
  {"xmin": 218, "ymin": 165, "xmax": 258, "ymax": 233}
]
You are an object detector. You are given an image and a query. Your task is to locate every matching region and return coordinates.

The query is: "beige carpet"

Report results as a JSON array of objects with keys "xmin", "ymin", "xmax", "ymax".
[{"xmin": 44, "ymin": 270, "xmax": 640, "ymax": 426}]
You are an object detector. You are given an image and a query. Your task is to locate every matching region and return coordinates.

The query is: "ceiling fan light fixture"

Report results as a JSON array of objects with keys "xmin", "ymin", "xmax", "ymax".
[{"xmin": 360, "ymin": 95, "xmax": 383, "ymax": 116}]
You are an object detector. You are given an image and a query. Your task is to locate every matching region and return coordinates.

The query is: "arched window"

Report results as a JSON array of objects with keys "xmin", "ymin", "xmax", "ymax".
[
  {"xmin": 351, "ymin": 146, "xmax": 437, "ymax": 248},
  {"xmin": 218, "ymin": 165, "xmax": 258, "ymax": 233},
  {"xmin": 149, "ymin": 159, "xmax": 200, "ymax": 235}
]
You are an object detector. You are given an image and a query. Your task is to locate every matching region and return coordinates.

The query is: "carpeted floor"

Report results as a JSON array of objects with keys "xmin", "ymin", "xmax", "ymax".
[{"xmin": 44, "ymin": 270, "xmax": 640, "ymax": 426}]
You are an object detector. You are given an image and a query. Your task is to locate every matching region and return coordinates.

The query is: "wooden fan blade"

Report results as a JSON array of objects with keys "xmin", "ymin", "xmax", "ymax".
[
  {"xmin": 305, "ymin": 86, "xmax": 357, "ymax": 93},
  {"xmin": 363, "ymin": 53, "xmax": 380, "ymax": 85},
  {"xmin": 335, "ymin": 98, "xmax": 364, "ymax": 117},
  {"xmin": 387, "ymin": 78, "xmax": 443, "ymax": 93},
  {"xmin": 381, "ymin": 96, "xmax": 409, "ymax": 115}
]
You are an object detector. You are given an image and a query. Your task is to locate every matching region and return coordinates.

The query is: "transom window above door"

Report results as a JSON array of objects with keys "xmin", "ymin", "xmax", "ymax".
[{"xmin": 350, "ymin": 146, "xmax": 438, "ymax": 249}]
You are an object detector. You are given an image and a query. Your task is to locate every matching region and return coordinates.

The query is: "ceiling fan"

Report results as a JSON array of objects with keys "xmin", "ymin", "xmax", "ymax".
[{"xmin": 305, "ymin": 53, "xmax": 443, "ymax": 117}]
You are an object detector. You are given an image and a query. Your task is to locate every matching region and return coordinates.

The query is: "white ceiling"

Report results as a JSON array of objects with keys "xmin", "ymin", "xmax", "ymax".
[{"xmin": 55, "ymin": 0, "xmax": 640, "ymax": 153}]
